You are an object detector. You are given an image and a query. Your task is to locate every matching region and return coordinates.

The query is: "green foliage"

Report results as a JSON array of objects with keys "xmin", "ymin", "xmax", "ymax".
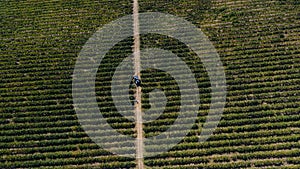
[{"xmin": 0, "ymin": 0, "xmax": 299, "ymax": 168}]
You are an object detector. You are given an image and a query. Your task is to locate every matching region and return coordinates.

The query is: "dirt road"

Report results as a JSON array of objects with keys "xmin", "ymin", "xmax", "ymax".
[{"xmin": 132, "ymin": 0, "xmax": 144, "ymax": 168}]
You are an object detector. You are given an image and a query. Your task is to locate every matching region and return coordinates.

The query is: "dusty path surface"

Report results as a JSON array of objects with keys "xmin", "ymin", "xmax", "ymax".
[{"xmin": 132, "ymin": 0, "xmax": 144, "ymax": 168}]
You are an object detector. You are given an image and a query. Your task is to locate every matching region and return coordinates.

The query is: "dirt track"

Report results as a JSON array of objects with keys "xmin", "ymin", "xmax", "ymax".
[{"xmin": 132, "ymin": 0, "xmax": 144, "ymax": 168}]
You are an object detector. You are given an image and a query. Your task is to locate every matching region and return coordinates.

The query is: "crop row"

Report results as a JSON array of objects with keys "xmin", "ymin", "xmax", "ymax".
[
  {"xmin": 148, "ymin": 148, "xmax": 300, "ymax": 164},
  {"xmin": 0, "ymin": 157, "xmax": 134, "ymax": 169},
  {"xmin": 1, "ymin": 114, "xmax": 299, "ymax": 143},
  {"xmin": 1, "ymin": 129, "xmax": 298, "ymax": 157},
  {"xmin": 145, "ymin": 158, "xmax": 299, "ymax": 169},
  {"xmin": 1, "ymin": 122, "xmax": 298, "ymax": 151},
  {"xmin": 0, "ymin": 63, "xmax": 297, "ymax": 90},
  {"xmin": 1, "ymin": 106, "xmax": 298, "ymax": 132},
  {"xmin": 1, "ymin": 140, "xmax": 299, "ymax": 168},
  {"xmin": 1, "ymin": 105, "xmax": 298, "ymax": 133}
]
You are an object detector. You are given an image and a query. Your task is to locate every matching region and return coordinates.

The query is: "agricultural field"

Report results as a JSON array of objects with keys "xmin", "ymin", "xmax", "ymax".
[{"xmin": 1, "ymin": 0, "xmax": 299, "ymax": 168}]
